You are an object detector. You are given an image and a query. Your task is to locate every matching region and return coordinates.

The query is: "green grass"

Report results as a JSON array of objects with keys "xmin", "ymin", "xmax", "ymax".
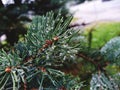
[{"xmin": 84, "ymin": 22, "xmax": 120, "ymax": 48}]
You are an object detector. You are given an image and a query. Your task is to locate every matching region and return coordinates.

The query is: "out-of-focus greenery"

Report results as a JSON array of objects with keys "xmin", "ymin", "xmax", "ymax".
[
  {"xmin": 84, "ymin": 22, "xmax": 120, "ymax": 48},
  {"xmin": 0, "ymin": 0, "xmax": 87, "ymax": 49}
]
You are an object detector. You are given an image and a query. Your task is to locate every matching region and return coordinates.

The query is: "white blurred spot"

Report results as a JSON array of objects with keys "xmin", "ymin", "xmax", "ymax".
[
  {"xmin": 1, "ymin": 0, "xmax": 14, "ymax": 5},
  {"xmin": 0, "ymin": 34, "xmax": 7, "ymax": 42}
]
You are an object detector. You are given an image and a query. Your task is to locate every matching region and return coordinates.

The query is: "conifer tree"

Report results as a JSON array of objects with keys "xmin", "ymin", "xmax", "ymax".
[
  {"xmin": 0, "ymin": 12, "xmax": 83, "ymax": 90},
  {"xmin": 0, "ymin": 12, "xmax": 120, "ymax": 90}
]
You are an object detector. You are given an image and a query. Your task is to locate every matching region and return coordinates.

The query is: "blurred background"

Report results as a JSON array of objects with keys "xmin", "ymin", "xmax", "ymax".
[{"xmin": 0, "ymin": 0, "xmax": 85, "ymax": 49}]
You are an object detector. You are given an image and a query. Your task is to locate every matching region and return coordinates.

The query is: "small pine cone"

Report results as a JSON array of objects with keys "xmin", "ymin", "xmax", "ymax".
[
  {"xmin": 45, "ymin": 40, "xmax": 53, "ymax": 45},
  {"xmin": 31, "ymin": 88, "xmax": 38, "ymax": 90},
  {"xmin": 38, "ymin": 48, "xmax": 44, "ymax": 52},
  {"xmin": 38, "ymin": 67, "xmax": 46, "ymax": 72},
  {"xmin": 53, "ymin": 36, "xmax": 59, "ymax": 41},
  {"xmin": 58, "ymin": 86, "xmax": 66, "ymax": 90},
  {"xmin": 41, "ymin": 67, "xmax": 46, "ymax": 72},
  {"xmin": 43, "ymin": 44, "xmax": 48, "ymax": 48},
  {"xmin": 5, "ymin": 67, "xmax": 11, "ymax": 73}
]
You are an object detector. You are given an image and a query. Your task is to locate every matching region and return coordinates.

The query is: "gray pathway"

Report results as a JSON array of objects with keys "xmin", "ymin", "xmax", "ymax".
[{"xmin": 69, "ymin": 0, "xmax": 120, "ymax": 24}]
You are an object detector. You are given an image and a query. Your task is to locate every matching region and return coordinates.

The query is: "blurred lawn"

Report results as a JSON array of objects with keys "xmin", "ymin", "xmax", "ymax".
[{"xmin": 84, "ymin": 22, "xmax": 120, "ymax": 48}]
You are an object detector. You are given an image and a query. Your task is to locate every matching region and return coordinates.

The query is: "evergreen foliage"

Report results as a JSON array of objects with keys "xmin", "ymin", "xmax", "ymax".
[
  {"xmin": 90, "ymin": 72, "xmax": 119, "ymax": 90},
  {"xmin": 0, "ymin": 11, "xmax": 120, "ymax": 90},
  {"xmin": 0, "ymin": 12, "xmax": 83, "ymax": 90},
  {"xmin": 101, "ymin": 37, "xmax": 120, "ymax": 65},
  {"xmin": 0, "ymin": 0, "xmax": 86, "ymax": 48},
  {"xmin": 89, "ymin": 37, "xmax": 120, "ymax": 90},
  {"xmin": 0, "ymin": 0, "xmax": 69, "ymax": 48}
]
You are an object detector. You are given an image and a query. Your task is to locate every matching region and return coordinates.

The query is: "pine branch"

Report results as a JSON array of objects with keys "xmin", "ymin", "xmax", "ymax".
[
  {"xmin": 77, "ymin": 53, "xmax": 97, "ymax": 66},
  {"xmin": 77, "ymin": 52, "xmax": 108, "ymax": 71},
  {"xmin": 0, "ymin": 11, "xmax": 83, "ymax": 89}
]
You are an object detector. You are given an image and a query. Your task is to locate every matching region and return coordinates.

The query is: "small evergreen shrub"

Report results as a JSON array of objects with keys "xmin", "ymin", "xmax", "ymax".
[{"xmin": 0, "ymin": 12, "xmax": 120, "ymax": 90}]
